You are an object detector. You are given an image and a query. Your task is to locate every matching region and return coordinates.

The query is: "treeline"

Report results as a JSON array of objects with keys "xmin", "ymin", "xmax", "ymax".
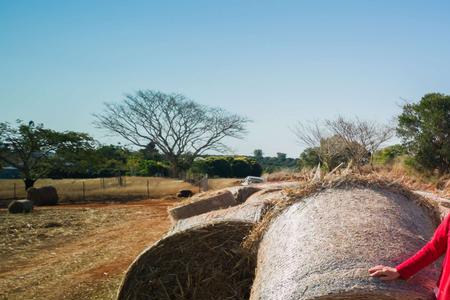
[{"xmin": 253, "ymin": 150, "xmax": 299, "ymax": 173}]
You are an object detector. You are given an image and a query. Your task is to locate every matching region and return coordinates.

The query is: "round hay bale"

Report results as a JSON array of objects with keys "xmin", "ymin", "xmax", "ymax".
[
  {"xmin": 8, "ymin": 199, "xmax": 33, "ymax": 214},
  {"xmin": 117, "ymin": 221, "xmax": 255, "ymax": 300},
  {"xmin": 226, "ymin": 186, "xmax": 261, "ymax": 203},
  {"xmin": 171, "ymin": 201, "xmax": 272, "ymax": 233},
  {"xmin": 245, "ymin": 188, "xmax": 288, "ymax": 204},
  {"xmin": 168, "ymin": 190, "xmax": 236, "ymax": 222},
  {"xmin": 27, "ymin": 186, "xmax": 59, "ymax": 206},
  {"xmin": 177, "ymin": 189, "xmax": 193, "ymax": 198},
  {"xmin": 250, "ymin": 186, "xmax": 439, "ymax": 300}
]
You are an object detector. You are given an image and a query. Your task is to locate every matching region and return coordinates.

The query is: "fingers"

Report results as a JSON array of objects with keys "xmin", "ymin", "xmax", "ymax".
[
  {"xmin": 368, "ymin": 265, "xmax": 385, "ymax": 274},
  {"xmin": 379, "ymin": 275, "xmax": 396, "ymax": 281},
  {"xmin": 370, "ymin": 270, "xmax": 388, "ymax": 277}
]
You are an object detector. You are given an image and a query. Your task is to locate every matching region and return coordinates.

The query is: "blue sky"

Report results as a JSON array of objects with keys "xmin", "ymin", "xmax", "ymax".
[{"xmin": 1, "ymin": 1, "xmax": 450, "ymax": 157}]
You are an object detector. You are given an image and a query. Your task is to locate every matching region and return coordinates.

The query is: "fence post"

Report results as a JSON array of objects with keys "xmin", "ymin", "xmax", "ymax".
[
  {"xmin": 146, "ymin": 179, "xmax": 150, "ymax": 199},
  {"xmin": 82, "ymin": 182, "xmax": 86, "ymax": 202},
  {"xmin": 13, "ymin": 183, "xmax": 16, "ymax": 200}
]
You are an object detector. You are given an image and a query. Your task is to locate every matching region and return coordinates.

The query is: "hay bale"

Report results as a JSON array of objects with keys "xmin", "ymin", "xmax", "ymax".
[
  {"xmin": 171, "ymin": 201, "xmax": 271, "ymax": 233},
  {"xmin": 118, "ymin": 197, "xmax": 275, "ymax": 300},
  {"xmin": 250, "ymin": 186, "xmax": 439, "ymax": 300},
  {"xmin": 168, "ymin": 190, "xmax": 236, "ymax": 222},
  {"xmin": 226, "ymin": 186, "xmax": 261, "ymax": 203},
  {"xmin": 177, "ymin": 189, "xmax": 193, "ymax": 198},
  {"xmin": 117, "ymin": 221, "xmax": 255, "ymax": 300},
  {"xmin": 27, "ymin": 186, "xmax": 59, "ymax": 206},
  {"xmin": 245, "ymin": 188, "xmax": 288, "ymax": 204},
  {"xmin": 8, "ymin": 199, "xmax": 33, "ymax": 214}
]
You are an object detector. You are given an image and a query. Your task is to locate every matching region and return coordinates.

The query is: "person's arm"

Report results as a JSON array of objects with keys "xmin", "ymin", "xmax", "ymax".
[{"xmin": 369, "ymin": 215, "xmax": 450, "ymax": 280}]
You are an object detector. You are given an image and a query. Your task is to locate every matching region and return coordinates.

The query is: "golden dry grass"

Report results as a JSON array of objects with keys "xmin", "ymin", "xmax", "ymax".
[{"xmin": 0, "ymin": 177, "xmax": 240, "ymax": 207}]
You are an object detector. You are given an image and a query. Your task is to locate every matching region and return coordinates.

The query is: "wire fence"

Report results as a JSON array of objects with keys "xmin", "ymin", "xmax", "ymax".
[{"xmin": 0, "ymin": 175, "xmax": 210, "ymax": 207}]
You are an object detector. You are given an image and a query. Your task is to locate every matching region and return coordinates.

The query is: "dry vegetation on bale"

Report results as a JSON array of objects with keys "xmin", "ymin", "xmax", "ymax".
[
  {"xmin": 118, "ymin": 222, "xmax": 255, "ymax": 300},
  {"xmin": 243, "ymin": 172, "xmax": 441, "ymax": 252},
  {"xmin": 247, "ymin": 174, "xmax": 441, "ymax": 299}
]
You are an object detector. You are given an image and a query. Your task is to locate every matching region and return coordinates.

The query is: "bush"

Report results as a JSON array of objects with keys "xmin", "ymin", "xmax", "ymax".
[
  {"xmin": 298, "ymin": 148, "xmax": 321, "ymax": 169},
  {"xmin": 373, "ymin": 144, "xmax": 407, "ymax": 165},
  {"xmin": 191, "ymin": 156, "xmax": 262, "ymax": 178},
  {"xmin": 138, "ymin": 160, "xmax": 170, "ymax": 177}
]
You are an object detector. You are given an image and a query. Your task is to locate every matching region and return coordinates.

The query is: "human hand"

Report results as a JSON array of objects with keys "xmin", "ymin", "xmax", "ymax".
[{"xmin": 368, "ymin": 265, "xmax": 400, "ymax": 281}]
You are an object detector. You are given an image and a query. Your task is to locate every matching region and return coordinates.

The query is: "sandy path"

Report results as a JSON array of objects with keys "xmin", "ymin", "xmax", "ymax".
[{"xmin": 0, "ymin": 200, "xmax": 174, "ymax": 300}]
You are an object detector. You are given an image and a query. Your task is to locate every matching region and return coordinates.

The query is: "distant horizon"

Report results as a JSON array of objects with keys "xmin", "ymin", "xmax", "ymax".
[{"xmin": 1, "ymin": 1, "xmax": 449, "ymax": 157}]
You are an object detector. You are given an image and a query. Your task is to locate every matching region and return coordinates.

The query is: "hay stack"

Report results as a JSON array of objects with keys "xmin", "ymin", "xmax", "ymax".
[
  {"xmin": 118, "ymin": 193, "xmax": 280, "ymax": 300},
  {"xmin": 117, "ymin": 222, "xmax": 255, "ymax": 300},
  {"xmin": 27, "ymin": 186, "xmax": 59, "ymax": 206},
  {"xmin": 171, "ymin": 201, "xmax": 271, "ymax": 233},
  {"xmin": 250, "ymin": 185, "xmax": 440, "ymax": 300},
  {"xmin": 245, "ymin": 188, "xmax": 288, "ymax": 204},
  {"xmin": 168, "ymin": 189, "xmax": 237, "ymax": 222},
  {"xmin": 8, "ymin": 199, "xmax": 33, "ymax": 213},
  {"xmin": 226, "ymin": 186, "xmax": 261, "ymax": 203}
]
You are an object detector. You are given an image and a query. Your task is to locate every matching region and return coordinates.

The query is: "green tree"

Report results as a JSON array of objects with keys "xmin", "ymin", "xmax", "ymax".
[
  {"xmin": 253, "ymin": 149, "xmax": 263, "ymax": 161},
  {"xmin": 397, "ymin": 93, "xmax": 450, "ymax": 174},
  {"xmin": 298, "ymin": 147, "xmax": 321, "ymax": 169},
  {"xmin": 276, "ymin": 152, "xmax": 287, "ymax": 161},
  {"xmin": 0, "ymin": 120, "xmax": 94, "ymax": 189}
]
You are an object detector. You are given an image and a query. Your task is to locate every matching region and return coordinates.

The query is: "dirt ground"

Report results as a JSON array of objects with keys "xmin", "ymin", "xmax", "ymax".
[{"xmin": 0, "ymin": 199, "xmax": 177, "ymax": 300}]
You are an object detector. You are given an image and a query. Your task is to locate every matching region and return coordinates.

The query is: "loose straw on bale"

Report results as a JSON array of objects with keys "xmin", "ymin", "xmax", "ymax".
[
  {"xmin": 168, "ymin": 190, "xmax": 237, "ymax": 222},
  {"xmin": 248, "ymin": 174, "xmax": 441, "ymax": 300},
  {"xmin": 117, "ymin": 222, "xmax": 255, "ymax": 300},
  {"xmin": 117, "ymin": 191, "xmax": 284, "ymax": 300}
]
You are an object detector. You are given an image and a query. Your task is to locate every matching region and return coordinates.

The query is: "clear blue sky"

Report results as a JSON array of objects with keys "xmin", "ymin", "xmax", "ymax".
[{"xmin": 1, "ymin": 1, "xmax": 450, "ymax": 157}]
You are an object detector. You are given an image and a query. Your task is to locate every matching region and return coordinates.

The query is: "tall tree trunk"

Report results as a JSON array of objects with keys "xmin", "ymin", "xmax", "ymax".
[{"xmin": 24, "ymin": 178, "xmax": 36, "ymax": 190}]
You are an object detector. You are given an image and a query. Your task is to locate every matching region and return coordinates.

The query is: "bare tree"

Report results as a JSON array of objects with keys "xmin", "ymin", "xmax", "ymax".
[
  {"xmin": 326, "ymin": 116, "xmax": 394, "ymax": 168},
  {"xmin": 293, "ymin": 121, "xmax": 348, "ymax": 171},
  {"xmin": 94, "ymin": 90, "xmax": 250, "ymax": 176},
  {"xmin": 294, "ymin": 117, "xmax": 394, "ymax": 170}
]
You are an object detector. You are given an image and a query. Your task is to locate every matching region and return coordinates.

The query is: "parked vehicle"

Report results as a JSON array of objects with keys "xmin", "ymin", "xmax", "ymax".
[{"xmin": 241, "ymin": 176, "xmax": 264, "ymax": 185}]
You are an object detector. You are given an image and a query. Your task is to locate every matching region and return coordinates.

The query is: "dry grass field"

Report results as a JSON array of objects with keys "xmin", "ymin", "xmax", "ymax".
[
  {"xmin": 0, "ymin": 177, "xmax": 238, "ymax": 300},
  {"xmin": 0, "ymin": 177, "xmax": 238, "ymax": 207}
]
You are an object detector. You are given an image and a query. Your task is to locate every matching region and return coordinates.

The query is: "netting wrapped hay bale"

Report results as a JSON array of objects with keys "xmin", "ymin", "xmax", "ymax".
[
  {"xmin": 171, "ymin": 201, "xmax": 271, "ymax": 233},
  {"xmin": 117, "ymin": 221, "xmax": 255, "ymax": 300},
  {"xmin": 168, "ymin": 189, "xmax": 236, "ymax": 222},
  {"xmin": 250, "ymin": 183, "xmax": 440, "ymax": 300},
  {"xmin": 245, "ymin": 188, "xmax": 288, "ymax": 204},
  {"xmin": 226, "ymin": 186, "xmax": 261, "ymax": 203},
  {"xmin": 27, "ymin": 186, "xmax": 59, "ymax": 206},
  {"xmin": 118, "ymin": 197, "xmax": 278, "ymax": 300}
]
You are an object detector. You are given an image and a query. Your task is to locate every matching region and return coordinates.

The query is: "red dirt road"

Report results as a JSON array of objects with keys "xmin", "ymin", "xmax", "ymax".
[{"xmin": 0, "ymin": 199, "xmax": 175, "ymax": 300}]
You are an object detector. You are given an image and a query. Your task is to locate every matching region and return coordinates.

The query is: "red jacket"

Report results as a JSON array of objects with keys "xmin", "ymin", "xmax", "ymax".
[{"xmin": 396, "ymin": 214, "xmax": 450, "ymax": 300}]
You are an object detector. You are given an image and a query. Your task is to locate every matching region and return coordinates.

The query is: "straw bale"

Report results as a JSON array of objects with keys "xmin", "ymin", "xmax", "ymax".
[
  {"xmin": 250, "ymin": 185, "xmax": 439, "ymax": 300},
  {"xmin": 8, "ymin": 199, "xmax": 33, "ymax": 214},
  {"xmin": 245, "ymin": 189, "xmax": 288, "ymax": 204},
  {"xmin": 169, "ymin": 190, "xmax": 236, "ymax": 222},
  {"xmin": 27, "ymin": 186, "xmax": 59, "ymax": 206},
  {"xmin": 117, "ymin": 221, "xmax": 255, "ymax": 300},
  {"xmin": 226, "ymin": 186, "xmax": 261, "ymax": 203},
  {"xmin": 414, "ymin": 191, "xmax": 450, "ymax": 220},
  {"xmin": 171, "ymin": 201, "xmax": 271, "ymax": 233}
]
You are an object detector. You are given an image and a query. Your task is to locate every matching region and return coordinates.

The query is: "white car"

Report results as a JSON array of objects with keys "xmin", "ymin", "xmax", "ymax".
[{"xmin": 241, "ymin": 176, "xmax": 264, "ymax": 185}]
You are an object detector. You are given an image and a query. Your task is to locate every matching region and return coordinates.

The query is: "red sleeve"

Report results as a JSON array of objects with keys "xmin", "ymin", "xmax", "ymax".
[{"xmin": 395, "ymin": 215, "xmax": 450, "ymax": 279}]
